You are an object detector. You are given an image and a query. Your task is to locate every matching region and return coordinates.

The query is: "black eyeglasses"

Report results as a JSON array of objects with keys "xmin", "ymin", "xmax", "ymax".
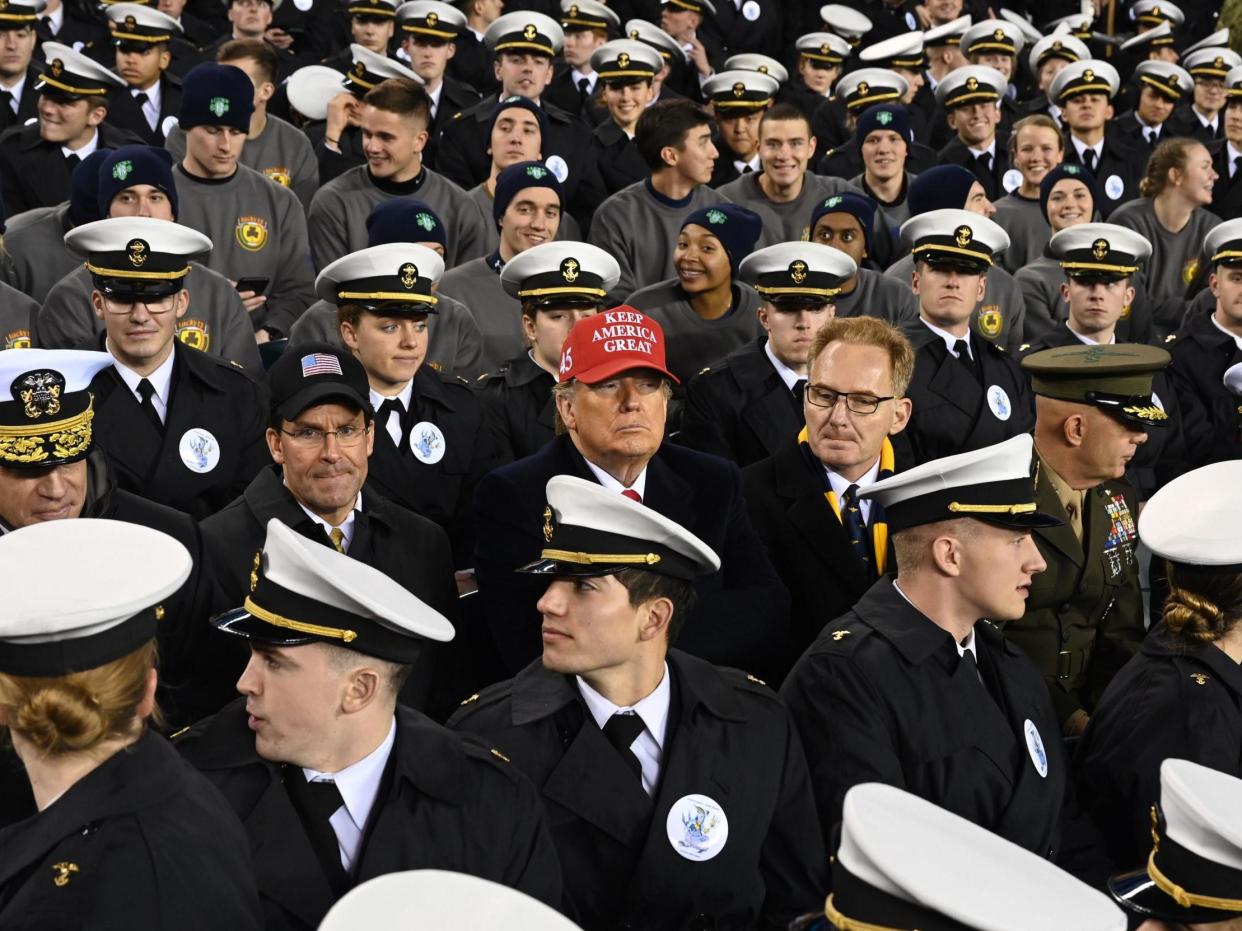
[{"xmin": 805, "ymin": 385, "xmax": 894, "ymax": 415}]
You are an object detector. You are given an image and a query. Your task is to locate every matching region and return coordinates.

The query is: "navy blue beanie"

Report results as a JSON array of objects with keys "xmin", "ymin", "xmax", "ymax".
[
  {"xmin": 681, "ymin": 203, "xmax": 763, "ymax": 275},
  {"xmin": 366, "ymin": 199, "xmax": 447, "ymax": 249},
  {"xmin": 1039, "ymin": 163, "xmax": 1101, "ymax": 223},
  {"xmin": 907, "ymin": 165, "xmax": 978, "ymax": 216},
  {"xmin": 69, "ymin": 149, "xmax": 115, "ymax": 227},
  {"xmin": 488, "ymin": 95, "xmax": 548, "ymax": 147},
  {"xmin": 855, "ymin": 103, "xmax": 912, "ymax": 151},
  {"xmin": 493, "ymin": 160, "xmax": 564, "ymax": 229},
  {"xmin": 808, "ymin": 191, "xmax": 876, "ymax": 258},
  {"xmin": 98, "ymin": 146, "xmax": 179, "ymax": 220},
  {"xmin": 179, "ymin": 63, "xmax": 255, "ymax": 132}
]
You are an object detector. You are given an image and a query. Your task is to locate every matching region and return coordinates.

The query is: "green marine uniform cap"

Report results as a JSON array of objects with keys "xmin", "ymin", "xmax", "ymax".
[{"xmin": 1021, "ymin": 344, "xmax": 1171, "ymax": 427}]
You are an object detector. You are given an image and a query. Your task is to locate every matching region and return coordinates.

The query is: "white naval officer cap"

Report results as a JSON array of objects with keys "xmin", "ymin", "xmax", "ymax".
[
  {"xmin": 590, "ymin": 39, "xmax": 663, "ymax": 81},
  {"xmin": 857, "ymin": 31, "xmax": 926, "ymax": 71},
  {"xmin": 857, "ymin": 434, "xmax": 1060, "ymax": 533},
  {"xmin": 64, "ymin": 216, "xmax": 212, "ymax": 302},
  {"xmin": 0, "ymin": 520, "xmax": 192, "ymax": 677},
  {"xmin": 106, "ymin": 3, "xmax": 184, "ymax": 43},
  {"xmin": 623, "ymin": 19, "xmax": 681, "ymax": 60},
  {"xmin": 1046, "ymin": 12, "xmax": 1093, "ymax": 41},
  {"xmin": 213, "ymin": 519, "xmax": 455, "ymax": 662},
  {"xmin": 1119, "ymin": 20, "xmax": 1174, "ymax": 52},
  {"xmin": 723, "ymin": 53, "xmax": 789, "ymax": 85},
  {"xmin": 1227, "ymin": 63, "xmax": 1242, "ymax": 98},
  {"xmin": 0, "ymin": 349, "xmax": 113, "ymax": 470},
  {"xmin": 933, "ymin": 64, "xmax": 1007, "ymax": 108},
  {"xmin": 702, "ymin": 69, "xmax": 780, "ymax": 111},
  {"xmin": 660, "ymin": 0, "xmax": 716, "ymax": 17},
  {"xmin": 833, "ymin": 67, "xmax": 908, "ymax": 112},
  {"xmin": 1131, "ymin": 0, "xmax": 1185, "ymax": 27},
  {"xmin": 500, "ymin": 241, "xmax": 620, "ymax": 304},
  {"xmin": 737, "ymin": 241, "xmax": 857, "ymax": 304},
  {"xmin": 559, "ymin": 0, "xmax": 619, "ymax": 32},
  {"xmin": 36, "ymin": 42, "xmax": 126, "ymax": 99},
  {"xmin": 1138, "ymin": 460, "xmax": 1242, "ymax": 566},
  {"xmin": 315, "ymin": 242, "xmax": 444, "ymax": 310},
  {"xmin": 346, "ymin": 43, "xmax": 424, "ymax": 93},
  {"xmin": 796, "ymin": 32, "xmax": 852, "ymax": 65},
  {"xmin": 829, "ymin": 783, "xmax": 1127, "ymax": 931},
  {"xmin": 1110, "ymin": 760, "xmax": 1242, "ymax": 923},
  {"xmin": 1183, "ymin": 28, "xmax": 1231, "ymax": 57},
  {"xmin": 961, "ymin": 17, "xmax": 1025, "ymax": 57},
  {"xmin": 900, "ymin": 208, "xmax": 1011, "ymax": 272},
  {"xmin": 996, "ymin": 9, "xmax": 1042, "ymax": 45},
  {"xmin": 1047, "ymin": 222, "xmax": 1152, "ymax": 277},
  {"xmin": 520, "ymin": 475, "xmax": 720, "ymax": 580},
  {"xmin": 484, "ymin": 11, "xmax": 564, "ymax": 56},
  {"xmin": 319, "ymin": 870, "xmax": 585, "ymax": 931},
  {"xmin": 286, "ymin": 65, "xmax": 349, "ymax": 121},
  {"xmin": 1049, "ymin": 58, "xmax": 1120, "ymax": 103},
  {"xmin": 1134, "ymin": 60, "xmax": 1194, "ymax": 100},
  {"xmin": 396, "ymin": 0, "xmax": 466, "ymax": 38},
  {"xmin": 818, "ymin": 4, "xmax": 871, "ymax": 42},
  {"xmin": 1206, "ymin": 218, "xmax": 1242, "ymax": 267},
  {"xmin": 1027, "ymin": 30, "xmax": 1089, "ymax": 74},
  {"xmin": 1184, "ymin": 46, "xmax": 1242, "ymax": 81},
  {"xmin": 923, "ymin": 14, "xmax": 970, "ymax": 47}
]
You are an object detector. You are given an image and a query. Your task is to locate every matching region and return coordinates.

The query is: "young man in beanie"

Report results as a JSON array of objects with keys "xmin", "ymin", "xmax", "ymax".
[
  {"xmin": 37, "ymin": 144, "xmax": 262, "ymax": 371},
  {"xmin": 177, "ymin": 519, "xmax": 560, "ymax": 928},
  {"xmin": 473, "ymin": 309, "xmax": 789, "ymax": 679},
  {"xmin": 807, "ymin": 192, "xmax": 919, "ymax": 323},
  {"xmin": 716, "ymin": 103, "xmax": 852, "ymax": 244},
  {"xmin": 307, "ymin": 76, "xmax": 490, "ymax": 272},
  {"xmin": 627, "ymin": 202, "xmax": 765, "ymax": 385},
  {"xmin": 288, "ymin": 199, "xmax": 484, "ymax": 380},
  {"xmin": 175, "ymin": 61, "xmax": 316, "ymax": 340},
  {"xmin": 439, "ymin": 160, "xmax": 565, "ymax": 373},
  {"xmin": 450, "ymin": 476, "xmax": 826, "ymax": 929},
  {"xmin": 0, "ymin": 43, "xmax": 140, "ymax": 215}
]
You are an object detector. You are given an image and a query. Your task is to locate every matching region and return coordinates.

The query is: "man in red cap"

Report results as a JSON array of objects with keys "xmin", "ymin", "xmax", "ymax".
[{"xmin": 472, "ymin": 307, "xmax": 790, "ymax": 682}]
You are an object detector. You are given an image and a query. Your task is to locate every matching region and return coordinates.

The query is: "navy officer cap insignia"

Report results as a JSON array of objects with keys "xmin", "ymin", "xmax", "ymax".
[
  {"xmin": 960, "ymin": 18, "xmax": 1023, "ymax": 57},
  {"xmin": 1139, "ymin": 461, "xmax": 1242, "ymax": 567},
  {"xmin": 796, "ymin": 31, "xmax": 851, "ymax": 65},
  {"xmin": 1205, "ymin": 218, "xmax": 1242, "ymax": 268},
  {"xmin": 834, "ymin": 67, "xmax": 907, "ymax": 112},
  {"xmin": 591, "ymin": 39, "xmax": 662, "ymax": 82},
  {"xmin": 396, "ymin": 1, "xmax": 466, "ymax": 39},
  {"xmin": 900, "ymin": 208, "xmax": 1010, "ymax": 274},
  {"xmin": 738, "ymin": 242, "xmax": 857, "ymax": 305},
  {"xmin": 501, "ymin": 241, "xmax": 620, "ymax": 305},
  {"xmin": 1029, "ymin": 31, "xmax": 1088, "ymax": 74},
  {"xmin": 857, "ymin": 435, "xmax": 1062, "ymax": 533},
  {"xmin": 315, "ymin": 242, "xmax": 444, "ymax": 311},
  {"xmin": 319, "ymin": 870, "xmax": 586, "ymax": 930},
  {"xmin": 818, "ymin": 4, "xmax": 871, "ymax": 42},
  {"xmin": 702, "ymin": 69, "xmax": 779, "ymax": 110},
  {"xmin": 0, "ymin": 350, "xmax": 112, "ymax": 468},
  {"xmin": 1135, "ymin": 61, "xmax": 1193, "ymax": 101},
  {"xmin": 1048, "ymin": 222, "xmax": 1152, "ymax": 279},
  {"xmin": 933, "ymin": 64, "xmax": 1006, "ymax": 108},
  {"xmin": 559, "ymin": 0, "xmax": 619, "ymax": 32},
  {"xmin": 723, "ymin": 53, "xmax": 790, "ymax": 84},
  {"xmin": 830, "ymin": 783, "xmax": 1127, "ymax": 930},
  {"xmin": 485, "ymin": 11, "xmax": 564, "ymax": 56},
  {"xmin": 106, "ymin": 3, "xmax": 184, "ymax": 44},
  {"xmin": 1109, "ymin": 760, "xmax": 1242, "ymax": 923},
  {"xmin": 64, "ymin": 217, "xmax": 211, "ymax": 304},
  {"xmin": 519, "ymin": 475, "xmax": 720, "ymax": 581},
  {"xmin": 857, "ymin": 32, "xmax": 927, "ymax": 71},
  {"xmin": 344, "ymin": 43, "xmax": 423, "ymax": 95},
  {"xmin": 36, "ymin": 42, "xmax": 126, "ymax": 99},
  {"xmin": 213, "ymin": 519, "xmax": 455, "ymax": 662},
  {"xmin": 1022, "ymin": 343, "xmax": 1171, "ymax": 427},
  {"xmin": 1049, "ymin": 58, "xmax": 1120, "ymax": 104},
  {"xmin": 0, "ymin": 520, "xmax": 192, "ymax": 677}
]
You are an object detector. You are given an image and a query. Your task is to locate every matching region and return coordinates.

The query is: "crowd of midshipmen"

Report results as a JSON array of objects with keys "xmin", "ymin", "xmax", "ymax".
[{"xmin": 2, "ymin": 0, "xmax": 1242, "ymax": 928}]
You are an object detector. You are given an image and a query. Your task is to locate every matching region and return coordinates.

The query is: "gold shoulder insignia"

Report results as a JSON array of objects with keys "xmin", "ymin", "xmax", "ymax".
[
  {"xmin": 746, "ymin": 673, "xmax": 766, "ymax": 686},
  {"xmin": 170, "ymin": 725, "xmax": 191, "ymax": 740},
  {"xmin": 1191, "ymin": 672, "xmax": 1209, "ymax": 685},
  {"xmin": 460, "ymin": 692, "xmax": 480, "ymax": 705},
  {"xmin": 51, "ymin": 862, "xmax": 78, "ymax": 888},
  {"xmin": 832, "ymin": 630, "xmax": 851, "ymax": 641},
  {"xmin": 490, "ymin": 747, "xmax": 510, "ymax": 763}
]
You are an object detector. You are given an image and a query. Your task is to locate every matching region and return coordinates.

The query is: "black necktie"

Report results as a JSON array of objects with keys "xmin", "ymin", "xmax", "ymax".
[
  {"xmin": 792, "ymin": 378, "xmax": 806, "ymax": 406},
  {"xmin": 953, "ymin": 339, "xmax": 980, "ymax": 382},
  {"xmin": 133, "ymin": 90, "xmax": 148, "ymax": 104},
  {"xmin": 1082, "ymin": 148, "xmax": 1097, "ymax": 173},
  {"xmin": 742, "ymin": 163, "xmax": 754, "ymax": 173},
  {"xmin": 1233, "ymin": 155, "xmax": 1241, "ymax": 180},
  {"xmin": 976, "ymin": 151, "xmax": 992, "ymax": 173},
  {"xmin": 306, "ymin": 779, "xmax": 345, "ymax": 823},
  {"xmin": 64, "ymin": 152, "xmax": 80, "ymax": 170},
  {"xmin": 840, "ymin": 484, "xmax": 872, "ymax": 573},
  {"xmin": 377, "ymin": 398, "xmax": 409, "ymax": 450},
  {"xmin": 283, "ymin": 767, "xmax": 350, "ymax": 892},
  {"xmin": 0, "ymin": 90, "xmax": 12, "ymax": 113},
  {"xmin": 1145, "ymin": 128, "xmax": 1157, "ymax": 146},
  {"xmin": 602, "ymin": 711, "xmax": 645, "ymax": 783},
  {"xmin": 38, "ymin": 14, "xmax": 53, "ymax": 37},
  {"xmin": 136, "ymin": 378, "xmax": 163, "ymax": 432},
  {"xmin": 577, "ymin": 76, "xmax": 591, "ymax": 104}
]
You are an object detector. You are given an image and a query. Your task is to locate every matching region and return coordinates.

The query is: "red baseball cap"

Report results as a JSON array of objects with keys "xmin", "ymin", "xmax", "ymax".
[{"xmin": 557, "ymin": 306, "xmax": 679, "ymax": 385}]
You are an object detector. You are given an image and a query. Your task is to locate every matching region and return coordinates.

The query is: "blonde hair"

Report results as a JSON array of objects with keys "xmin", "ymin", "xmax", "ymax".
[
  {"xmin": 1163, "ymin": 564, "xmax": 1242, "ymax": 644},
  {"xmin": 0, "ymin": 641, "xmax": 157, "ymax": 755},
  {"xmin": 807, "ymin": 316, "xmax": 916, "ymax": 397},
  {"xmin": 1139, "ymin": 137, "xmax": 1203, "ymax": 198},
  {"xmin": 1007, "ymin": 113, "xmax": 1064, "ymax": 160}
]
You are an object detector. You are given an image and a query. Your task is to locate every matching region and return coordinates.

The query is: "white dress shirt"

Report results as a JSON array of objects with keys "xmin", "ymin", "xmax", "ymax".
[
  {"xmin": 577, "ymin": 664, "xmax": 671, "ymax": 797},
  {"xmin": 62, "ymin": 127, "xmax": 100, "ymax": 162},
  {"xmin": 293, "ymin": 487, "xmax": 363, "ymax": 551},
  {"xmin": 1066, "ymin": 323, "xmax": 1115, "ymax": 346},
  {"xmin": 1, "ymin": 74, "xmax": 26, "ymax": 114},
  {"xmin": 1070, "ymin": 135, "xmax": 1103, "ymax": 166},
  {"xmin": 733, "ymin": 152, "xmax": 761, "ymax": 175},
  {"xmin": 762, "ymin": 338, "xmax": 802, "ymax": 392},
  {"xmin": 571, "ymin": 67, "xmax": 596, "ymax": 96},
  {"xmin": 1228, "ymin": 141, "xmax": 1242, "ymax": 178},
  {"xmin": 303, "ymin": 717, "xmax": 397, "ymax": 872},
  {"xmin": 108, "ymin": 345, "xmax": 175, "ymax": 423},
  {"xmin": 133, "ymin": 80, "xmax": 161, "ymax": 132},
  {"xmin": 370, "ymin": 383, "xmax": 414, "ymax": 448},
  {"xmin": 43, "ymin": 4, "xmax": 64, "ymax": 35},
  {"xmin": 921, "ymin": 318, "xmax": 974, "ymax": 360},
  {"xmin": 824, "ymin": 458, "xmax": 881, "ymax": 526},
  {"xmin": 584, "ymin": 457, "xmax": 649, "ymax": 501}
]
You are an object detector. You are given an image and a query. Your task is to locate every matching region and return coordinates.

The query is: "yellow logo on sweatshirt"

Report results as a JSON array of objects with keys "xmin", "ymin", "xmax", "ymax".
[{"xmin": 236, "ymin": 216, "xmax": 268, "ymax": 252}]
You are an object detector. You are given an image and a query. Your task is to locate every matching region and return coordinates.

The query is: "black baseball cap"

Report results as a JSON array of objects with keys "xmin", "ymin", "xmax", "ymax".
[{"xmin": 267, "ymin": 342, "xmax": 373, "ymax": 421}]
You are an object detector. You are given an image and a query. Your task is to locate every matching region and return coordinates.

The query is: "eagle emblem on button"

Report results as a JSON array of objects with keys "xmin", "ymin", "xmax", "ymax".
[
  {"xmin": 954, "ymin": 225, "xmax": 973, "ymax": 247},
  {"xmin": 127, "ymin": 238, "xmax": 149, "ymax": 267},
  {"xmin": 14, "ymin": 370, "xmax": 64, "ymax": 419},
  {"xmin": 399, "ymin": 263, "xmax": 418, "ymax": 288}
]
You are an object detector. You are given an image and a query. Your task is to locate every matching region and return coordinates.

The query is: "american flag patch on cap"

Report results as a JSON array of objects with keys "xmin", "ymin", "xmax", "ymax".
[{"xmin": 301, "ymin": 353, "xmax": 343, "ymax": 377}]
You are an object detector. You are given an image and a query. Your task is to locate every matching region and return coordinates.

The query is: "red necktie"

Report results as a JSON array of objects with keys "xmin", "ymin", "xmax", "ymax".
[{"xmin": 621, "ymin": 489, "xmax": 642, "ymax": 503}]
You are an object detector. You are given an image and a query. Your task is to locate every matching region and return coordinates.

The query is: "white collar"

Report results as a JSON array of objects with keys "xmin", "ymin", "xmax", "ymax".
[
  {"xmin": 303, "ymin": 716, "xmax": 396, "ymax": 837},
  {"xmin": 108, "ymin": 343, "xmax": 175, "ymax": 407},
  {"xmin": 1194, "ymin": 107, "xmax": 1218, "ymax": 131},
  {"xmin": 576, "ymin": 662, "xmax": 671, "ymax": 752},
  {"xmin": 1228, "ymin": 140, "xmax": 1242, "ymax": 165},
  {"xmin": 62, "ymin": 128, "xmax": 99, "ymax": 160},
  {"xmin": 1071, "ymin": 134, "xmax": 1103, "ymax": 160},
  {"xmin": 1066, "ymin": 323, "xmax": 1114, "ymax": 345},
  {"xmin": 824, "ymin": 458, "xmax": 881, "ymax": 522},
  {"xmin": 1047, "ymin": 102, "xmax": 1061, "ymax": 122},
  {"xmin": 891, "ymin": 580, "xmax": 978, "ymax": 660},
  {"xmin": 571, "ymin": 66, "xmax": 595, "ymax": 86},
  {"xmin": 733, "ymin": 153, "xmax": 761, "ymax": 173},
  {"xmin": 468, "ymin": 25, "xmax": 484, "ymax": 41},
  {"xmin": 967, "ymin": 138, "xmax": 996, "ymax": 159},
  {"xmin": 1212, "ymin": 312, "xmax": 1242, "ymax": 351},
  {"xmin": 45, "ymin": 4, "xmax": 63, "ymax": 30},
  {"xmin": 920, "ymin": 318, "xmax": 973, "ymax": 358},
  {"xmin": 132, "ymin": 76, "xmax": 161, "ymax": 97},
  {"xmin": 762, "ymin": 337, "xmax": 802, "ymax": 392},
  {"xmin": 425, "ymin": 80, "xmax": 443, "ymax": 107},
  {"xmin": 584, "ymin": 457, "xmax": 648, "ymax": 500},
  {"xmin": 291, "ymin": 484, "xmax": 363, "ymax": 547},
  {"xmin": 1134, "ymin": 112, "xmax": 1158, "ymax": 131},
  {"xmin": 0, "ymin": 72, "xmax": 26, "ymax": 98},
  {"xmin": 369, "ymin": 381, "xmax": 414, "ymax": 412}
]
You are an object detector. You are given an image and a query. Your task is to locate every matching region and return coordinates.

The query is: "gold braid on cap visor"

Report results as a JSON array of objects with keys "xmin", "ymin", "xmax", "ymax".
[
  {"xmin": 242, "ymin": 596, "xmax": 359, "ymax": 643},
  {"xmin": 0, "ymin": 406, "xmax": 94, "ymax": 465}
]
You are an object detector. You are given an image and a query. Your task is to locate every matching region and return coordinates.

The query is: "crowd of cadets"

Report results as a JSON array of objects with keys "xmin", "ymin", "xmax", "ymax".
[{"xmin": 3, "ymin": 0, "xmax": 1242, "ymax": 927}]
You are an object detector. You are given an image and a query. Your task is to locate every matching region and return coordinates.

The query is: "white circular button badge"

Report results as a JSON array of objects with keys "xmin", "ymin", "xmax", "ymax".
[
  {"xmin": 666, "ymin": 794, "xmax": 729, "ymax": 862},
  {"xmin": 179, "ymin": 428, "xmax": 220, "ymax": 474},
  {"xmin": 1105, "ymin": 174, "xmax": 1125, "ymax": 200},
  {"xmin": 1024, "ymin": 719, "xmax": 1049, "ymax": 778},
  {"xmin": 409, "ymin": 421, "xmax": 447, "ymax": 464},
  {"xmin": 545, "ymin": 155, "xmax": 569, "ymax": 184},
  {"xmin": 741, "ymin": 0, "xmax": 761, "ymax": 20},
  {"xmin": 1002, "ymin": 168, "xmax": 1023, "ymax": 193},
  {"xmin": 986, "ymin": 384, "xmax": 1012, "ymax": 421}
]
